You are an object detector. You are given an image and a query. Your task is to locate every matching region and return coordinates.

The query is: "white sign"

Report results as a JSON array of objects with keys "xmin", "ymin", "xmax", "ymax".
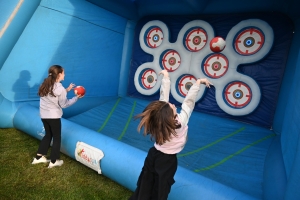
[{"xmin": 75, "ymin": 141, "xmax": 104, "ymax": 174}]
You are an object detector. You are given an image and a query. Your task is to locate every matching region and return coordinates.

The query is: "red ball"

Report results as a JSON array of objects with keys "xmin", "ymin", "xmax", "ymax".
[
  {"xmin": 74, "ymin": 86, "xmax": 85, "ymax": 96},
  {"xmin": 210, "ymin": 36, "xmax": 226, "ymax": 53}
]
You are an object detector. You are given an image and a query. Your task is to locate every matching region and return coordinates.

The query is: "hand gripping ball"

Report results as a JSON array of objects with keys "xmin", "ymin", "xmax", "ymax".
[
  {"xmin": 74, "ymin": 86, "xmax": 85, "ymax": 96},
  {"xmin": 210, "ymin": 36, "xmax": 226, "ymax": 53}
]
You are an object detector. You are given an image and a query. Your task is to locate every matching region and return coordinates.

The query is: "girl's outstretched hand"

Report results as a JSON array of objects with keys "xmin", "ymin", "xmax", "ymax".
[
  {"xmin": 197, "ymin": 78, "xmax": 213, "ymax": 88},
  {"xmin": 159, "ymin": 70, "xmax": 169, "ymax": 77},
  {"xmin": 66, "ymin": 83, "xmax": 76, "ymax": 92}
]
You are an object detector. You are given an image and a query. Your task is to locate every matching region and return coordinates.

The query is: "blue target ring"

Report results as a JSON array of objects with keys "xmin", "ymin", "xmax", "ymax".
[
  {"xmin": 183, "ymin": 27, "xmax": 207, "ymax": 52},
  {"xmin": 144, "ymin": 26, "xmax": 163, "ymax": 48},
  {"xmin": 175, "ymin": 74, "xmax": 197, "ymax": 97},
  {"xmin": 235, "ymin": 91, "xmax": 242, "ymax": 98},
  {"xmin": 223, "ymin": 81, "xmax": 252, "ymax": 108},
  {"xmin": 138, "ymin": 68, "xmax": 158, "ymax": 89},
  {"xmin": 233, "ymin": 26, "xmax": 265, "ymax": 55},
  {"xmin": 245, "ymin": 39, "xmax": 252, "ymax": 46}
]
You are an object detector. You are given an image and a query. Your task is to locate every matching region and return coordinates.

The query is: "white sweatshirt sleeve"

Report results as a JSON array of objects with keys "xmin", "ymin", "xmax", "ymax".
[
  {"xmin": 55, "ymin": 83, "xmax": 78, "ymax": 108},
  {"xmin": 177, "ymin": 83, "xmax": 200, "ymax": 126},
  {"xmin": 159, "ymin": 76, "xmax": 171, "ymax": 102}
]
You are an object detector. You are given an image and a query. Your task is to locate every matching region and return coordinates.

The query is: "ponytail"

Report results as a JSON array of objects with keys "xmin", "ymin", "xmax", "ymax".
[{"xmin": 38, "ymin": 65, "xmax": 63, "ymax": 97}]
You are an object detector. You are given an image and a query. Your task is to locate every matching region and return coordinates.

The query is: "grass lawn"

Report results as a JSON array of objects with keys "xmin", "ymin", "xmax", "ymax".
[{"xmin": 0, "ymin": 128, "xmax": 133, "ymax": 200}]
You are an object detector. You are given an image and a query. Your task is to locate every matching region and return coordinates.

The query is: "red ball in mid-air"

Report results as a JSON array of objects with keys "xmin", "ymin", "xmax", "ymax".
[
  {"xmin": 210, "ymin": 36, "xmax": 226, "ymax": 53},
  {"xmin": 74, "ymin": 86, "xmax": 85, "ymax": 96}
]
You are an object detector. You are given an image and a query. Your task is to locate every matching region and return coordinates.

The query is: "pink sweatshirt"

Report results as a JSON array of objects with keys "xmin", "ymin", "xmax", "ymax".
[{"xmin": 154, "ymin": 76, "xmax": 200, "ymax": 154}]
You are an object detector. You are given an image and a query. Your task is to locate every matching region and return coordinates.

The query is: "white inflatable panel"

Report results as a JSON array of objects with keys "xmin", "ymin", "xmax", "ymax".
[{"xmin": 134, "ymin": 19, "xmax": 273, "ymax": 116}]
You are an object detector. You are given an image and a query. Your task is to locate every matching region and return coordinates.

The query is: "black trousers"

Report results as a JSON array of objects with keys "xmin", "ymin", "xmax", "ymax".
[
  {"xmin": 37, "ymin": 118, "xmax": 61, "ymax": 161},
  {"xmin": 129, "ymin": 147, "xmax": 177, "ymax": 200}
]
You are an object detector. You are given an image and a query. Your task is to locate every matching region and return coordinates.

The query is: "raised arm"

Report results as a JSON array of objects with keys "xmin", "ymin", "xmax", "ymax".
[
  {"xmin": 159, "ymin": 70, "xmax": 170, "ymax": 102},
  {"xmin": 177, "ymin": 78, "xmax": 213, "ymax": 126}
]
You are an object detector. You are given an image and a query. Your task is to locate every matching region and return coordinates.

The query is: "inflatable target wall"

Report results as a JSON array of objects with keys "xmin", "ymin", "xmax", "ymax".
[{"xmin": 0, "ymin": 0, "xmax": 299, "ymax": 199}]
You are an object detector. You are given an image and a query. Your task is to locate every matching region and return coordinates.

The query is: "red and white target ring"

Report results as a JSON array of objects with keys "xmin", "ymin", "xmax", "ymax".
[
  {"xmin": 177, "ymin": 75, "xmax": 197, "ymax": 97},
  {"xmin": 224, "ymin": 81, "xmax": 252, "ymax": 108},
  {"xmin": 141, "ymin": 69, "xmax": 157, "ymax": 89},
  {"xmin": 184, "ymin": 28, "xmax": 207, "ymax": 52},
  {"xmin": 161, "ymin": 50, "xmax": 181, "ymax": 72},
  {"xmin": 203, "ymin": 54, "xmax": 229, "ymax": 78},
  {"xmin": 234, "ymin": 28, "xmax": 264, "ymax": 55},
  {"xmin": 146, "ymin": 27, "xmax": 163, "ymax": 48}
]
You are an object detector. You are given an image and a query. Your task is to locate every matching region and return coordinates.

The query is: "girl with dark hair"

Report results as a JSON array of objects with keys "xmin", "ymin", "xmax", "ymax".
[
  {"xmin": 130, "ymin": 70, "xmax": 212, "ymax": 200},
  {"xmin": 32, "ymin": 65, "xmax": 83, "ymax": 168}
]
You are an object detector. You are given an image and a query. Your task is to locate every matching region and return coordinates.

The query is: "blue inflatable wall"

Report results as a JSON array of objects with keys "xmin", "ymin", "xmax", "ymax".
[{"xmin": 1, "ymin": 0, "xmax": 300, "ymax": 199}]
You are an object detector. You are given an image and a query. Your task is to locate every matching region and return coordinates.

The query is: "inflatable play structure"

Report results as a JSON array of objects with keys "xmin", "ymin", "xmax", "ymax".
[{"xmin": 1, "ymin": 0, "xmax": 299, "ymax": 199}]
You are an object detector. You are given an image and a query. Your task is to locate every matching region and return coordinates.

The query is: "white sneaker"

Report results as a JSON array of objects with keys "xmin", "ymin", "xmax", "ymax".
[
  {"xmin": 48, "ymin": 160, "xmax": 64, "ymax": 168},
  {"xmin": 32, "ymin": 156, "xmax": 50, "ymax": 164}
]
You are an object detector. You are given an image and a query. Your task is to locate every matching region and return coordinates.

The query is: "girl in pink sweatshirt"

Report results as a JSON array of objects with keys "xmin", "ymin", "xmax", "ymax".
[{"xmin": 130, "ymin": 70, "xmax": 212, "ymax": 200}]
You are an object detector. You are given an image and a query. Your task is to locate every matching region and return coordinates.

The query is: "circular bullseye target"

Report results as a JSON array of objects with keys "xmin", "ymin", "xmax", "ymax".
[
  {"xmin": 160, "ymin": 50, "xmax": 181, "ymax": 72},
  {"xmin": 183, "ymin": 27, "xmax": 207, "ymax": 52},
  {"xmin": 176, "ymin": 75, "xmax": 197, "ymax": 97},
  {"xmin": 144, "ymin": 26, "xmax": 163, "ymax": 48},
  {"xmin": 223, "ymin": 81, "xmax": 252, "ymax": 108},
  {"xmin": 139, "ymin": 68, "xmax": 158, "ymax": 89},
  {"xmin": 234, "ymin": 27, "xmax": 264, "ymax": 55},
  {"xmin": 203, "ymin": 54, "xmax": 229, "ymax": 78}
]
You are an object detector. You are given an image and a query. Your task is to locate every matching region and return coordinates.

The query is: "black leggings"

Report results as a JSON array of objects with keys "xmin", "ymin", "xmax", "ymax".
[
  {"xmin": 37, "ymin": 118, "xmax": 61, "ymax": 160},
  {"xmin": 130, "ymin": 147, "xmax": 177, "ymax": 200}
]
